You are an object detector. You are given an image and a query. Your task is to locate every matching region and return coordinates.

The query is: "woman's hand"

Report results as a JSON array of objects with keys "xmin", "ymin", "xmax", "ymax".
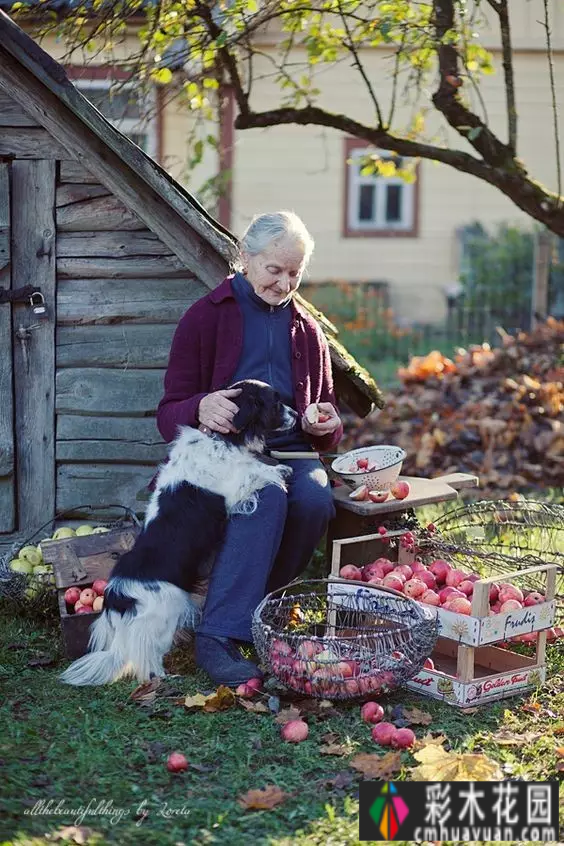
[
  {"xmin": 301, "ymin": 402, "xmax": 341, "ymax": 437},
  {"xmin": 197, "ymin": 388, "xmax": 242, "ymax": 434}
]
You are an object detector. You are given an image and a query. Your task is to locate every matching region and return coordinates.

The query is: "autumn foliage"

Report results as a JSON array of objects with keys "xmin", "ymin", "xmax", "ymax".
[{"xmin": 342, "ymin": 319, "xmax": 564, "ymax": 493}]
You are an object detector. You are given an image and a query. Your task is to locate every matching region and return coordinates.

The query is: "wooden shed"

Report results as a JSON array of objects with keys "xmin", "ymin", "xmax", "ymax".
[{"xmin": 0, "ymin": 11, "xmax": 382, "ymax": 548}]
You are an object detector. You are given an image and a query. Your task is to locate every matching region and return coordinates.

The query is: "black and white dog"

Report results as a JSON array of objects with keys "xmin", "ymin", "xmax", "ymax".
[{"xmin": 60, "ymin": 380, "xmax": 294, "ymax": 686}]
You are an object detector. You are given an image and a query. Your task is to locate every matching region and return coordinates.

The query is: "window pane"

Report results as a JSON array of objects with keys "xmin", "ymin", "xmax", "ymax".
[
  {"xmin": 386, "ymin": 184, "xmax": 402, "ymax": 223},
  {"xmin": 358, "ymin": 184, "xmax": 375, "ymax": 221},
  {"xmin": 80, "ymin": 86, "xmax": 143, "ymax": 120}
]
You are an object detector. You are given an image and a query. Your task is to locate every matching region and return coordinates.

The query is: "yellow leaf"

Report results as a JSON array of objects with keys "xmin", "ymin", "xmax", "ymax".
[
  {"xmin": 238, "ymin": 699, "xmax": 270, "ymax": 714},
  {"xmin": 151, "ymin": 66, "xmax": 173, "ymax": 85},
  {"xmin": 238, "ymin": 785, "xmax": 290, "ymax": 810},
  {"xmin": 203, "ymin": 685, "xmax": 236, "ymax": 712},
  {"xmin": 411, "ymin": 742, "xmax": 502, "ymax": 781},
  {"xmin": 184, "ymin": 693, "xmax": 209, "ymax": 709}
]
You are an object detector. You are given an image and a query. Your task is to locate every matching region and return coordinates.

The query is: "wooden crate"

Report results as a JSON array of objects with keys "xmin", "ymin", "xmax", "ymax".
[
  {"xmin": 41, "ymin": 527, "xmax": 139, "ymax": 659},
  {"xmin": 406, "ymin": 636, "xmax": 547, "ymax": 708}
]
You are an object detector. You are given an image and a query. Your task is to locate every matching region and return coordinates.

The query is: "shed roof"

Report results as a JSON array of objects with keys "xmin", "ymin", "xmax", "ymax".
[{"xmin": 0, "ymin": 9, "xmax": 383, "ymax": 414}]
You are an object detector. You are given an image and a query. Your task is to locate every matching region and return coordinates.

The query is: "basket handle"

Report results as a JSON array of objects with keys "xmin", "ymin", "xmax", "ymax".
[{"xmin": 261, "ymin": 577, "xmax": 408, "ymax": 603}]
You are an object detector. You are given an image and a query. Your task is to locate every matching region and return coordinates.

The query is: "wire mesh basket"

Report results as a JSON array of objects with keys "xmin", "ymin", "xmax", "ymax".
[
  {"xmin": 432, "ymin": 500, "xmax": 563, "ymax": 624},
  {"xmin": 0, "ymin": 505, "xmax": 142, "ymax": 612},
  {"xmin": 251, "ymin": 578, "xmax": 439, "ymax": 700}
]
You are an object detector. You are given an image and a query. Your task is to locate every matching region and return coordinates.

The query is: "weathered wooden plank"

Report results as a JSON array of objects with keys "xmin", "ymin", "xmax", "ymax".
[
  {"xmin": 57, "ymin": 231, "xmax": 174, "ymax": 258},
  {"xmin": 57, "ymin": 255, "xmax": 190, "ymax": 279},
  {"xmin": 12, "ymin": 159, "xmax": 56, "ymax": 533},
  {"xmin": 57, "ymin": 195, "xmax": 147, "ymax": 232},
  {"xmin": 0, "ymin": 128, "xmax": 69, "ymax": 158},
  {"xmin": 56, "ymin": 183, "xmax": 110, "ymax": 207},
  {"xmin": 56, "ymin": 324, "xmax": 176, "ymax": 367},
  {"xmin": 56, "ymin": 278, "xmax": 202, "ymax": 326},
  {"xmin": 0, "ymin": 89, "xmax": 39, "ymax": 126},
  {"xmin": 56, "ymin": 368, "xmax": 163, "ymax": 415},
  {"xmin": 59, "ymin": 160, "xmax": 100, "ymax": 184},
  {"xmin": 56, "ymin": 419, "xmax": 167, "ymax": 464},
  {"xmin": 0, "ymin": 53, "xmax": 232, "ymax": 287},
  {"xmin": 0, "ymin": 162, "xmax": 15, "ymax": 532},
  {"xmin": 0, "ymin": 226, "xmax": 8, "ymax": 272},
  {"xmin": 56, "ymin": 464, "xmax": 151, "ymax": 517}
]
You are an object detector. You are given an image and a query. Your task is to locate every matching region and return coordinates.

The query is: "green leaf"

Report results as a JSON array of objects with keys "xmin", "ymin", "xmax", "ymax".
[{"xmin": 467, "ymin": 126, "xmax": 483, "ymax": 141}]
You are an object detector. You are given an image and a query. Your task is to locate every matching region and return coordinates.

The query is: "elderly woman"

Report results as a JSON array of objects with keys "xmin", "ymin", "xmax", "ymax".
[{"xmin": 156, "ymin": 211, "xmax": 343, "ymax": 685}]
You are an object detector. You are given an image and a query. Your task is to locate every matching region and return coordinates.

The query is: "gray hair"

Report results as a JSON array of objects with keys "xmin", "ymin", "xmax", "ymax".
[{"xmin": 237, "ymin": 211, "xmax": 315, "ymax": 270}]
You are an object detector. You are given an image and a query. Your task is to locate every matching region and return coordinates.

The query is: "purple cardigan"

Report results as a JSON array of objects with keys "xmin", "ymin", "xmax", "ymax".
[{"xmin": 156, "ymin": 276, "xmax": 343, "ymax": 453}]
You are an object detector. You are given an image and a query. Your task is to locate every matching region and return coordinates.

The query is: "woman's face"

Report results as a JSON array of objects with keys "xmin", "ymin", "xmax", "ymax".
[{"xmin": 242, "ymin": 237, "xmax": 306, "ymax": 306}]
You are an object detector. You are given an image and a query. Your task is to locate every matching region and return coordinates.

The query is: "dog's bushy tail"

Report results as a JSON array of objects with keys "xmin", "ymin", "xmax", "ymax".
[{"xmin": 59, "ymin": 613, "xmax": 124, "ymax": 686}]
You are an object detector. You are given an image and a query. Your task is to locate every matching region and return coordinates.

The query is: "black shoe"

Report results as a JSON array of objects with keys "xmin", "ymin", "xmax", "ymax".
[{"xmin": 195, "ymin": 634, "xmax": 263, "ymax": 687}]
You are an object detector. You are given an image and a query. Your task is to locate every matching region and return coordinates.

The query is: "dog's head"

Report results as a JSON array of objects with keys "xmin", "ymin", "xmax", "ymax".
[{"xmin": 227, "ymin": 380, "xmax": 296, "ymax": 450}]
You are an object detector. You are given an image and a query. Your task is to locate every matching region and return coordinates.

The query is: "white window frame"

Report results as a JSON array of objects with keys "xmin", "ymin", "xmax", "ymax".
[
  {"xmin": 347, "ymin": 147, "xmax": 415, "ymax": 233},
  {"xmin": 74, "ymin": 78, "xmax": 158, "ymax": 159}
]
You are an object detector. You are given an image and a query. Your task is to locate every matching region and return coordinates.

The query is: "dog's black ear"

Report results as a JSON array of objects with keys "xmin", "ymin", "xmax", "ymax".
[{"xmin": 232, "ymin": 395, "xmax": 257, "ymax": 431}]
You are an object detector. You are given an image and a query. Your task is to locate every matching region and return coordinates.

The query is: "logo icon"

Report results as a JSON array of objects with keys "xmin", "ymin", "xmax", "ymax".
[{"xmin": 369, "ymin": 782, "xmax": 409, "ymax": 838}]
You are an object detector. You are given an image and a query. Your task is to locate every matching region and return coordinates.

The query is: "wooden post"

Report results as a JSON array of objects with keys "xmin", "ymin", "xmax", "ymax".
[
  {"xmin": 12, "ymin": 160, "xmax": 56, "ymax": 534},
  {"xmin": 0, "ymin": 163, "xmax": 15, "ymax": 532},
  {"xmin": 531, "ymin": 229, "xmax": 552, "ymax": 328}
]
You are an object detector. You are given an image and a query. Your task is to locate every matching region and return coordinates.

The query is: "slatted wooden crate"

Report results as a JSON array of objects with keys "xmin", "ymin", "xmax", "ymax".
[{"xmin": 41, "ymin": 527, "xmax": 139, "ymax": 658}]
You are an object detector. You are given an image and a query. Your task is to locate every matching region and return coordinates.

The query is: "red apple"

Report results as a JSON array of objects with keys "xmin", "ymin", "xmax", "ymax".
[
  {"xmin": 75, "ymin": 606, "xmax": 92, "ymax": 614},
  {"xmin": 423, "ymin": 657, "xmax": 435, "ymax": 670},
  {"xmin": 167, "ymin": 752, "xmax": 189, "ymax": 772},
  {"xmin": 339, "ymin": 564, "xmax": 363, "ymax": 581},
  {"xmin": 500, "ymin": 599, "xmax": 523, "ymax": 612},
  {"xmin": 404, "ymin": 579, "xmax": 427, "ymax": 598},
  {"xmin": 429, "ymin": 560, "xmax": 451, "ymax": 583},
  {"xmin": 362, "ymin": 562, "xmax": 385, "ymax": 581},
  {"xmin": 349, "ymin": 484, "xmax": 369, "ymax": 501},
  {"xmin": 375, "ymin": 559, "xmax": 395, "ymax": 576},
  {"xmin": 391, "ymin": 727, "xmax": 416, "ymax": 749},
  {"xmin": 394, "ymin": 564, "xmax": 413, "ymax": 581},
  {"xmin": 79, "ymin": 588, "xmax": 96, "ymax": 607},
  {"xmin": 368, "ymin": 490, "xmax": 389, "ymax": 503},
  {"xmin": 420, "ymin": 590, "xmax": 440, "ymax": 606},
  {"xmin": 236, "ymin": 683, "xmax": 255, "ymax": 698},
  {"xmin": 448, "ymin": 597, "xmax": 472, "ymax": 615},
  {"xmin": 438, "ymin": 586, "xmax": 463, "ymax": 604},
  {"xmin": 411, "ymin": 561, "xmax": 427, "ymax": 574},
  {"xmin": 498, "ymin": 583, "xmax": 524, "ymax": 604},
  {"xmin": 356, "ymin": 457, "xmax": 369, "ymax": 470},
  {"xmin": 382, "ymin": 574, "xmax": 404, "ymax": 592},
  {"xmin": 371, "ymin": 722, "xmax": 397, "ymax": 746},
  {"xmin": 361, "ymin": 702, "xmax": 384, "ymax": 724},
  {"xmin": 74, "ymin": 600, "xmax": 84, "ymax": 612},
  {"xmin": 390, "ymin": 480, "xmax": 410, "ymax": 500},
  {"xmin": 64, "ymin": 587, "xmax": 81, "ymax": 606},
  {"xmin": 489, "ymin": 583, "xmax": 500, "ymax": 602},
  {"xmin": 458, "ymin": 580, "xmax": 475, "ymax": 596},
  {"xmin": 524, "ymin": 591, "xmax": 545, "ymax": 607},
  {"xmin": 418, "ymin": 570, "xmax": 437, "ymax": 589},
  {"xmin": 92, "ymin": 579, "xmax": 108, "ymax": 596},
  {"xmin": 297, "ymin": 640, "xmax": 322, "ymax": 660},
  {"xmin": 343, "ymin": 679, "xmax": 359, "ymax": 695},
  {"xmin": 281, "ymin": 720, "xmax": 309, "ymax": 742},
  {"xmin": 445, "ymin": 569, "xmax": 467, "ymax": 588}
]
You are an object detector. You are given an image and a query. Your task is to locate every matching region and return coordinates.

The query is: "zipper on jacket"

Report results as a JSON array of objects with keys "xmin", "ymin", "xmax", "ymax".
[{"xmin": 268, "ymin": 305, "xmax": 274, "ymax": 385}]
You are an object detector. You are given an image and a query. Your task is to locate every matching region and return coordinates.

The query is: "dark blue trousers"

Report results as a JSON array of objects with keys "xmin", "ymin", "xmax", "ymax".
[{"xmin": 196, "ymin": 459, "xmax": 335, "ymax": 641}]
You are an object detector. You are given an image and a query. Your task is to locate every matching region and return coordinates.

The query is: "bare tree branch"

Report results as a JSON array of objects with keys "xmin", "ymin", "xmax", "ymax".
[
  {"xmin": 337, "ymin": 0, "xmax": 384, "ymax": 127},
  {"xmin": 431, "ymin": 0, "xmax": 512, "ymax": 166},
  {"xmin": 541, "ymin": 0, "xmax": 562, "ymax": 207},
  {"xmin": 486, "ymin": 0, "xmax": 517, "ymax": 152}
]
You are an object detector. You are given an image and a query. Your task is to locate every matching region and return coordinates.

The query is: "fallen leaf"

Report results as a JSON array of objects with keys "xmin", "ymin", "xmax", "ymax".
[
  {"xmin": 350, "ymin": 751, "xmax": 402, "ymax": 780},
  {"xmin": 321, "ymin": 731, "xmax": 340, "ymax": 745},
  {"xmin": 203, "ymin": 686, "xmax": 236, "ymax": 712},
  {"xmin": 522, "ymin": 702, "xmax": 542, "ymax": 715},
  {"xmin": 183, "ymin": 686, "xmax": 236, "ymax": 712},
  {"xmin": 190, "ymin": 762, "xmax": 217, "ymax": 773},
  {"xmin": 51, "ymin": 825, "xmax": 95, "ymax": 844},
  {"xmin": 274, "ymin": 707, "xmax": 302, "ymax": 725},
  {"xmin": 238, "ymin": 785, "xmax": 290, "ymax": 811},
  {"xmin": 324, "ymin": 771, "xmax": 354, "ymax": 791},
  {"xmin": 184, "ymin": 693, "xmax": 209, "ymax": 710},
  {"xmin": 556, "ymin": 747, "xmax": 564, "ymax": 758},
  {"xmin": 491, "ymin": 730, "xmax": 543, "ymax": 746},
  {"xmin": 238, "ymin": 699, "xmax": 270, "ymax": 714},
  {"xmin": 129, "ymin": 677, "xmax": 163, "ymax": 705},
  {"xmin": 413, "ymin": 733, "xmax": 448, "ymax": 752},
  {"xmin": 411, "ymin": 742, "xmax": 502, "ymax": 781},
  {"xmin": 319, "ymin": 743, "xmax": 351, "ymax": 757},
  {"xmin": 402, "ymin": 707, "xmax": 433, "ymax": 726}
]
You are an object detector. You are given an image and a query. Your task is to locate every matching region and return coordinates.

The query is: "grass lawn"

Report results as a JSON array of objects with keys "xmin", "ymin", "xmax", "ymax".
[{"xmin": 0, "ymin": 602, "xmax": 562, "ymax": 846}]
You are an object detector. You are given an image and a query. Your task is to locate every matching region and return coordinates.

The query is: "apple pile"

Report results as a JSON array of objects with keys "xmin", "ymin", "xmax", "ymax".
[
  {"xmin": 64, "ymin": 579, "xmax": 108, "ymax": 615},
  {"xmin": 268, "ymin": 637, "xmax": 396, "ymax": 698},
  {"xmin": 339, "ymin": 554, "xmax": 550, "ymax": 619}
]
